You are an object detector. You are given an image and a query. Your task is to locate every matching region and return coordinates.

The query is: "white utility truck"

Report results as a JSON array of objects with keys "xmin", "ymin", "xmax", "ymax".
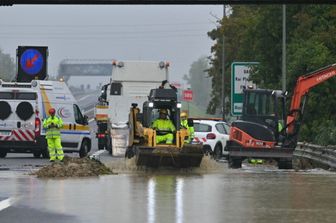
[{"xmin": 94, "ymin": 60, "xmax": 169, "ymax": 156}]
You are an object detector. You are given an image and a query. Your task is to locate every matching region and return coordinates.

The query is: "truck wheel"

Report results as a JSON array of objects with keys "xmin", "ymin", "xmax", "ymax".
[
  {"xmin": 33, "ymin": 152, "xmax": 41, "ymax": 158},
  {"xmin": 125, "ymin": 146, "xmax": 135, "ymax": 158},
  {"xmin": 79, "ymin": 139, "xmax": 90, "ymax": 158},
  {"xmin": 229, "ymin": 157, "xmax": 242, "ymax": 168},
  {"xmin": 98, "ymin": 137, "xmax": 105, "ymax": 150},
  {"xmin": 37, "ymin": 137, "xmax": 49, "ymax": 159},
  {"xmin": 0, "ymin": 151, "xmax": 7, "ymax": 158},
  {"xmin": 42, "ymin": 150, "xmax": 50, "ymax": 159},
  {"xmin": 213, "ymin": 144, "xmax": 222, "ymax": 160},
  {"xmin": 106, "ymin": 136, "xmax": 112, "ymax": 155}
]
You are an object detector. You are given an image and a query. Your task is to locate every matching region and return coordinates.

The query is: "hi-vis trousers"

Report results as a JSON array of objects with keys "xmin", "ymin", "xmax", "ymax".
[
  {"xmin": 156, "ymin": 133, "xmax": 173, "ymax": 144},
  {"xmin": 47, "ymin": 137, "xmax": 64, "ymax": 161}
]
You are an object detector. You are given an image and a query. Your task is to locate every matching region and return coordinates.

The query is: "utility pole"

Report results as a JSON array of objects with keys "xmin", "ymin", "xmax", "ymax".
[
  {"xmin": 282, "ymin": 4, "xmax": 286, "ymax": 92},
  {"xmin": 222, "ymin": 5, "xmax": 226, "ymax": 120}
]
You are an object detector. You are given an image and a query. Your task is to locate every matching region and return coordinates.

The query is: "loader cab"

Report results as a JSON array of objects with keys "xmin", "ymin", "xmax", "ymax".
[
  {"xmin": 242, "ymin": 89, "xmax": 286, "ymax": 140},
  {"xmin": 142, "ymin": 88, "xmax": 181, "ymax": 130}
]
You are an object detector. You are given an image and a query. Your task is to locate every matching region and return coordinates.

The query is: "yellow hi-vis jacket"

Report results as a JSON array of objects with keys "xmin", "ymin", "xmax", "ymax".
[
  {"xmin": 181, "ymin": 119, "xmax": 195, "ymax": 140},
  {"xmin": 43, "ymin": 116, "xmax": 63, "ymax": 139},
  {"xmin": 151, "ymin": 119, "xmax": 176, "ymax": 133}
]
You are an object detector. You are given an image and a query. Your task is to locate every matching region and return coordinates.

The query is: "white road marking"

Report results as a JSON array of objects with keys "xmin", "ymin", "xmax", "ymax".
[
  {"xmin": 0, "ymin": 198, "xmax": 12, "ymax": 212},
  {"xmin": 78, "ymin": 94, "xmax": 92, "ymax": 102},
  {"xmin": 84, "ymin": 107, "xmax": 95, "ymax": 114}
]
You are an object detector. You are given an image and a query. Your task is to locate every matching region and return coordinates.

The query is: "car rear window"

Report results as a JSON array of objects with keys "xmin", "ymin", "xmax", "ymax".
[
  {"xmin": 194, "ymin": 123, "xmax": 212, "ymax": 132},
  {"xmin": 0, "ymin": 92, "xmax": 37, "ymax": 100},
  {"xmin": 215, "ymin": 123, "xmax": 226, "ymax": 134}
]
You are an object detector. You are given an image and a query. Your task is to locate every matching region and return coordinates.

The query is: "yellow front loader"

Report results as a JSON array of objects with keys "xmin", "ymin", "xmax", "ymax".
[{"xmin": 125, "ymin": 87, "xmax": 204, "ymax": 168}]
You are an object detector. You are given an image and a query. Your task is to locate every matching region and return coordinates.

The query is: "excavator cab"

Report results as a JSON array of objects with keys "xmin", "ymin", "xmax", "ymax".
[
  {"xmin": 242, "ymin": 89, "xmax": 287, "ymax": 143},
  {"xmin": 228, "ymin": 88, "xmax": 293, "ymax": 169}
]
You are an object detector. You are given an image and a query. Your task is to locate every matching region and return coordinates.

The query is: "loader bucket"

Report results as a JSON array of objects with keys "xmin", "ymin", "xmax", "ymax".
[{"xmin": 135, "ymin": 144, "xmax": 204, "ymax": 168}]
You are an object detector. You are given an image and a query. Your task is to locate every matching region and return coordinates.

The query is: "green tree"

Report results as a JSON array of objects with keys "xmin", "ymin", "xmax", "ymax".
[
  {"xmin": 183, "ymin": 56, "xmax": 212, "ymax": 109},
  {"xmin": 0, "ymin": 48, "xmax": 15, "ymax": 81},
  {"xmin": 286, "ymin": 5, "xmax": 336, "ymax": 143},
  {"xmin": 207, "ymin": 5, "xmax": 260, "ymax": 114},
  {"xmin": 207, "ymin": 5, "xmax": 336, "ymax": 144}
]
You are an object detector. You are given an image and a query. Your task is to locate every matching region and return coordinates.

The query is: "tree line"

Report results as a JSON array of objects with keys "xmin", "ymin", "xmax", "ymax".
[
  {"xmin": 207, "ymin": 5, "xmax": 336, "ymax": 145},
  {"xmin": 0, "ymin": 48, "xmax": 15, "ymax": 81}
]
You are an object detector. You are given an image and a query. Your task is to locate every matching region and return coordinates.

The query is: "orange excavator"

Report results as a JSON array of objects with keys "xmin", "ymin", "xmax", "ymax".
[{"xmin": 227, "ymin": 64, "xmax": 336, "ymax": 169}]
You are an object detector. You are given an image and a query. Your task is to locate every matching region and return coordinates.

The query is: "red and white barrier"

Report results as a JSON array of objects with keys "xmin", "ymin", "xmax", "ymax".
[
  {"xmin": 194, "ymin": 137, "xmax": 207, "ymax": 143},
  {"xmin": 0, "ymin": 129, "xmax": 35, "ymax": 141}
]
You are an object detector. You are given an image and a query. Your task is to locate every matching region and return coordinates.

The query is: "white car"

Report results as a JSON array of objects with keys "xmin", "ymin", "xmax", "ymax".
[{"xmin": 192, "ymin": 119, "xmax": 230, "ymax": 159}]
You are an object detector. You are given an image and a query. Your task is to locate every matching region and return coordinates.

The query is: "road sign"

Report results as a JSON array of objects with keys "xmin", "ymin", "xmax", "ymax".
[
  {"xmin": 182, "ymin": 90, "xmax": 193, "ymax": 101},
  {"xmin": 17, "ymin": 46, "xmax": 48, "ymax": 82},
  {"xmin": 231, "ymin": 62, "xmax": 258, "ymax": 116}
]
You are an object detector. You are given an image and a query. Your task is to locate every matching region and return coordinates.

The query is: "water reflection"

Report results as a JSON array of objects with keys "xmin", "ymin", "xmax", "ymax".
[
  {"xmin": 147, "ymin": 178, "xmax": 155, "ymax": 223},
  {"xmin": 1, "ymin": 168, "xmax": 336, "ymax": 223},
  {"xmin": 147, "ymin": 175, "xmax": 176, "ymax": 223},
  {"xmin": 176, "ymin": 178, "xmax": 183, "ymax": 223},
  {"xmin": 146, "ymin": 175, "xmax": 185, "ymax": 223}
]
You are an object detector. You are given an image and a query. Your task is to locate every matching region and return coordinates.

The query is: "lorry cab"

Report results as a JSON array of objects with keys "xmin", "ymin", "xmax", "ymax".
[{"xmin": 0, "ymin": 79, "xmax": 91, "ymax": 158}]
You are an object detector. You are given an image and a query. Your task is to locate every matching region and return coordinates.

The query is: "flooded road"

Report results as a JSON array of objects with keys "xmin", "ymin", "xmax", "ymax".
[{"xmin": 1, "ymin": 159, "xmax": 336, "ymax": 223}]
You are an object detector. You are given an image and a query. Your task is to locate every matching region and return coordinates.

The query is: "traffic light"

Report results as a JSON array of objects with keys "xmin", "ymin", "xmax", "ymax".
[{"xmin": 16, "ymin": 46, "xmax": 48, "ymax": 82}]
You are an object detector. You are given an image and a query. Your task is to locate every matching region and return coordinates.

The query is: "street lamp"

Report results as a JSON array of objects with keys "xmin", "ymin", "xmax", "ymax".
[
  {"xmin": 282, "ymin": 5, "xmax": 286, "ymax": 92},
  {"xmin": 222, "ymin": 5, "xmax": 226, "ymax": 120}
]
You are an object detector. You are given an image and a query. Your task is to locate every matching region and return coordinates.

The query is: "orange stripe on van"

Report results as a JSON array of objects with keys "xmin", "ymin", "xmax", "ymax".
[
  {"xmin": 40, "ymin": 88, "xmax": 52, "ymax": 116},
  {"xmin": 76, "ymin": 125, "xmax": 90, "ymax": 131}
]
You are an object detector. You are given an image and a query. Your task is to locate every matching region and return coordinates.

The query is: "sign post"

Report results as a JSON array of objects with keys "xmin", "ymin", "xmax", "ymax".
[
  {"xmin": 231, "ymin": 62, "xmax": 258, "ymax": 116},
  {"xmin": 182, "ymin": 89, "xmax": 193, "ymax": 114}
]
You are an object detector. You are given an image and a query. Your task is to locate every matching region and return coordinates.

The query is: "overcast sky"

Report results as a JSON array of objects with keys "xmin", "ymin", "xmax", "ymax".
[{"xmin": 0, "ymin": 5, "xmax": 222, "ymax": 88}]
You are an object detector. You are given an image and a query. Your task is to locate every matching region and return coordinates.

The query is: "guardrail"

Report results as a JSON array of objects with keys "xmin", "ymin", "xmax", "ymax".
[{"xmin": 293, "ymin": 142, "xmax": 336, "ymax": 171}]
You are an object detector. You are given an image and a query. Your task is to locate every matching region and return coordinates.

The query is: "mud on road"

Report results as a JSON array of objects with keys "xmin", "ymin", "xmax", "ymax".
[{"xmin": 33, "ymin": 156, "xmax": 113, "ymax": 178}]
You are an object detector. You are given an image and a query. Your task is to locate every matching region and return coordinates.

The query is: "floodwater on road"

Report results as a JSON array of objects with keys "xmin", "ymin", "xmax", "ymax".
[{"xmin": 1, "ymin": 157, "xmax": 336, "ymax": 223}]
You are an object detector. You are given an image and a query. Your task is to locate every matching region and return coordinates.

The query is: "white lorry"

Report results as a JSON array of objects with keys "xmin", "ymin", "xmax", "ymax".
[
  {"xmin": 94, "ymin": 60, "xmax": 169, "ymax": 156},
  {"xmin": 0, "ymin": 79, "xmax": 92, "ymax": 158}
]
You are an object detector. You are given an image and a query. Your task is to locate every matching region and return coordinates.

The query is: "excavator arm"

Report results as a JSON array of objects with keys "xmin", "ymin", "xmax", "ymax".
[{"xmin": 286, "ymin": 64, "xmax": 336, "ymax": 137}]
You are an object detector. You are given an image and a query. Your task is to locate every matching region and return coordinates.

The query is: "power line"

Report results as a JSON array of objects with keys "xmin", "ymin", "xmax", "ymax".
[
  {"xmin": 0, "ymin": 28, "xmax": 209, "ymax": 35},
  {"xmin": 0, "ymin": 33, "xmax": 207, "ymax": 40},
  {"xmin": 0, "ymin": 22, "xmax": 213, "ymax": 28}
]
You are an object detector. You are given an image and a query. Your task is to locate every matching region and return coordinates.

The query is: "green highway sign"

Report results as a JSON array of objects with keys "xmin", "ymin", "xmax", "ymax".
[{"xmin": 231, "ymin": 62, "xmax": 258, "ymax": 116}]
